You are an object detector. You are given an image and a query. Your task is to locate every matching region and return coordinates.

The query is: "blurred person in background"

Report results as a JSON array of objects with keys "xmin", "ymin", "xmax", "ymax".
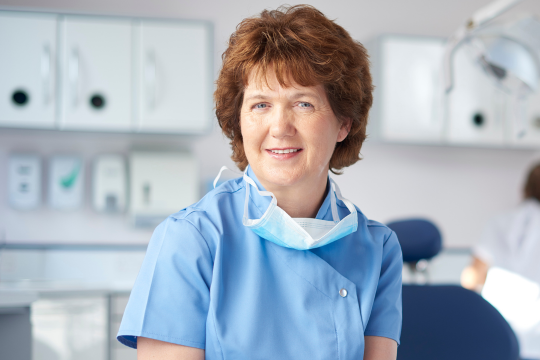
[
  {"xmin": 462, "ymin": 163, "xmax": 540, "ymax": 360},
  {"xmin": 462, "ymin": 163, "xmax": 540, "ymax": 291}
]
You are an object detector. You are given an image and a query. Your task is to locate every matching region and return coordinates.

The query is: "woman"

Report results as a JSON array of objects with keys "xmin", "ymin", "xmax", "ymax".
[
  {"xmin": 462, "ymin": 163, "xmax": 540, "ymax": 360},
  {"xmin": 118, "ymin": 5, "xmax": 402, "ymax": 360},
  {"xmin": 462, "ymin": 163, "xmax": 540, "ymax": 291}
]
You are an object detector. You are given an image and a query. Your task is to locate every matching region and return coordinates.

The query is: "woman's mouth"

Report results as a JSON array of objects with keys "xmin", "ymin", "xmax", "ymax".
[{"xmin": 266, "ymin": 148, "xmax": 302, "ymax": 159}]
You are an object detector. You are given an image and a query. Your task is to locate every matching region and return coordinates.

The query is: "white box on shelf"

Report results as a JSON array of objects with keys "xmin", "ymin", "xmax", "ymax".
[
  {"xmin": 130, "ymin": 152, "xmax": 199, "ymax": 227},
  {"xmin": 8, "ymin": 154, "xmax": 41, "ymax": 210},
  {"xmin": 48, "ymin": 156, "xmax": 84, "ymax": 210},
  {"xmin": 92, "ymin": 155, "xmax": 127, "ymax": 213}
]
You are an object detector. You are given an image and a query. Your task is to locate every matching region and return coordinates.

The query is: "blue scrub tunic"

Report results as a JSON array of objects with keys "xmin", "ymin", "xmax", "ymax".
[{"xmin": 118, "ymin": 168, "xmax": 403, "ymax": 359}]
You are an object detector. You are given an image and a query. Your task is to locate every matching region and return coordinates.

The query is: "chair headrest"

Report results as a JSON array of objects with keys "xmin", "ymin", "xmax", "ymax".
[
  {"xmin": 386, "ymin": 218, "xmax": 442, "ymax": 263},
  {"xmin": 399, "ymin": 285, "xmax": 520, "ymax": 360}
]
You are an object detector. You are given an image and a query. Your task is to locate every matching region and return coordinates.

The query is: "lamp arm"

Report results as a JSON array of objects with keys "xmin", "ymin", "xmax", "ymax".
[
  {"xmin": 471, "ymin": 0, "xmax": 524, "ymax": 28},
  {"xmin": 443, "ymin": 0, "xmax": 525, "ymax": 93},
  {"xmin": 443, "ymin": 27, "xmax": 467, "ymax": 93}
]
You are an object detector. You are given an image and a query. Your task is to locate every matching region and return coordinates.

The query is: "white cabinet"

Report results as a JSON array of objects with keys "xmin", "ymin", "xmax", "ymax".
[
  {"xmin": 0, "ymin": 12, "xmax": 57, "ymax": 129},
  {"xmin": 370, "ymin": 36, "xmax": 445, "ymax": 144},
  {"xmin": 509, "ymin": 89, "xmax": 540, "ymax": 147},
  {"xmin": 0, "ymin": 10, "xmax": 213, "ymax": 134},
  {"xmin": 136, "ymin": 21, "xmax": 212, "ymax": 133},
  {"xmin": 446, "ymin": 44, "xmax": 506, "ymax": 145},
  {"xmin": 369, "ymin": 35, "xmax": 539, "ymax": 148},
  {"xmin": 59, "ymin": 16, "xmax": 132, "ymax": 131}
]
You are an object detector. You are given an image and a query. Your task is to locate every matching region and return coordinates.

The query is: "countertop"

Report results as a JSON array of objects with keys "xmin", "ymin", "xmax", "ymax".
[{"xmin": 0, "ymin": 280, "xmax": 131, "ymax": 307}]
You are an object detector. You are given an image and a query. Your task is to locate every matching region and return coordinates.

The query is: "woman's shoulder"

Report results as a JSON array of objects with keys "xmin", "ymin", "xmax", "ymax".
[
  {"xmin": 366, "ymin": 218, "xmax": 398, "ymax": 246},
  {"xmin": 170, "ymin": 177, "xmax": 245, "ymax": 219},
  {"xmin": 158, "ymin": 177, "xmax": 246, "ymax": 251},
  {"xmin": 349, "ymin": 204, "xmax": 398, "ymax": 248}
]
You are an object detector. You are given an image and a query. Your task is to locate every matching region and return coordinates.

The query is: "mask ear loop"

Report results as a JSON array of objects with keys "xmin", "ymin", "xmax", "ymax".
[
  {"xmin": 242, "ymin": 167, "xmax": 276, "ymax": 224},
  {"xmin": 330, "ymin": 178, "xmax": 357, "ymax": 219},
  {"xmin": 243, "ymin": 180, "xmax": 251, "ymax": 223},
  {"xmin": 213, "ymin": 165, "xmax": 243, "ymax": 188},
  {"xmin": 329, "ymin": 179, "xmax": 340, "ymax": 224},
  {"xmin": 213, "ymin": 166, "xmax": 229, "ymax": 188}
]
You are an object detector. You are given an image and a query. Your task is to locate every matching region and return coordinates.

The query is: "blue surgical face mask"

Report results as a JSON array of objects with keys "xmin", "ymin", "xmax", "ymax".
[{"xmin": 242, "ymin": 169, "xmax": 358, "ymax": 250}]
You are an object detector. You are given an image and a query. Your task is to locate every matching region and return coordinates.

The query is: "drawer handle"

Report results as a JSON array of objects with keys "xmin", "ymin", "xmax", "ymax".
[
  {"xmin": 145, "ymin": 51, "xmax": 157, "ymax": 109},
  {"xmin": 69, "ymin": 48, "xmax": 79, "ymax": 107},
  {"xmin": 41, "ymin": 45, "xmax": 52, "ymax": 105}
]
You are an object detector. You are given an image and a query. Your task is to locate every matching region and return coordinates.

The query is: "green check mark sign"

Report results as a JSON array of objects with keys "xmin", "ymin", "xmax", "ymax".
[{"xmin": 60, "ymin": 165, "xmax": 80, "ymax": 189}]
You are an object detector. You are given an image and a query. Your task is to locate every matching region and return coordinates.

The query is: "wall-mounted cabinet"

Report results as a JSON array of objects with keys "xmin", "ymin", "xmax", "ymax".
[
  {"xmin": 136, "ymin": 21, "xmax": 212, "ymax": 133},
  {"xmin": 369, "ymin": 34, "xmax": 540, "ymax": 149},
  {"xmin": 446, "ymin": 43, "xmax": 507, "ymax": 145},
  {"xmin": 60, "ymin": 16, "xmax": 133, "ymax": 131},
  {"xmin": 0, "ymin": 10, "xmax": 213, "ymax": 134},
  {"xmin": 369, "ymin": 36, "xmax": 445, "ymax": 144},
  {"xmin": 509, "ymin": 87, "xmax": 540, "ymax": 147},
  {"xmin": 0, "ymin": 12, "xmax": 57, "ymax": 129}
]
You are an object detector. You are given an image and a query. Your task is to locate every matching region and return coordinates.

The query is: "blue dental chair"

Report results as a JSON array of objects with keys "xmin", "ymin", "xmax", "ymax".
[
  {"xmin": 387, "ymin": 218, "xmax": 520, "ymax": 360},
  {"xmin": 388, "ymin": 219, "xmax": 442, "ymax": 283}
]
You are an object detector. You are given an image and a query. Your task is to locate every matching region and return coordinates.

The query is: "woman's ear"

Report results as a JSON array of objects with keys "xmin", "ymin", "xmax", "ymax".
[{"xmin": 337, "ymin": 118, "xmax": 352, "ymax": 142}]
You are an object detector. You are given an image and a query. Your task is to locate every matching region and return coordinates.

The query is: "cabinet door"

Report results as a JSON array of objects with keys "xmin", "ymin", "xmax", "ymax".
[
  {"xmin": 60, "ymin": 16, "xmax": 132, "ymax": 131},
  {"xmin": 509, "ymin": 89, "xmax": 540, "ymax": 148},
  {"xmin": 0, "ymin": 12, "xmax": 57, "ymax": 128},
  {"xmin": 136, "ymin": 21, "xmax": 212, "ymax": 133},
  {"xmin": 446, "ymin": 44, "xmax": 506, "ymax": 145},
  {"xmin": 375, "ymin": 36, "xmax": 445, "ymax": 143}
]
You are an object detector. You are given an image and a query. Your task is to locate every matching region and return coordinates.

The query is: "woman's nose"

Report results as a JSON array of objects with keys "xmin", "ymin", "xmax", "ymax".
[{"xmin": 269, "ymin": 107, "xmax": 296, "ymax": 139}]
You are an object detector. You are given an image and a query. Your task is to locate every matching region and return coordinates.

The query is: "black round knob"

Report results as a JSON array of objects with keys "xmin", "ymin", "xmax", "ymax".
[
  {"xmin": 472, "ymin": 112, "xmax": 485, "ymax": 127},
  {"xmin": 90, "ymin": 94, "xmax": 106, "ymax": 109},
  {"xmin": 12, "ymin": 90, "xmax": 29, "ymax": 106}
]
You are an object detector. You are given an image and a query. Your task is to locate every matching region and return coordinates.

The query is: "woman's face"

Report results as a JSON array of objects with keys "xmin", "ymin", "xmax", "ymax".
[{"xmin": 240, "ymin": 70, "xmax": 350, "ymax": 190}]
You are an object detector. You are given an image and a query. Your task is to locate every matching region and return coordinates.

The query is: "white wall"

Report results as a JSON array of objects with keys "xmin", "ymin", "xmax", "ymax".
[{"xmin": 1, "ymin": 0, "xmax": 540, "ymax": 247}]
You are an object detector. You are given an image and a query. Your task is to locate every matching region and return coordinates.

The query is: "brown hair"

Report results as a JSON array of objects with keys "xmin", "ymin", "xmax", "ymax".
[
  {"xmin": 214, "ymin": 4, "xmax": 373, "ymax": 174},
  {"xmin": 524, "ymin": 163, "xmax": 540, "ymax": 202}
]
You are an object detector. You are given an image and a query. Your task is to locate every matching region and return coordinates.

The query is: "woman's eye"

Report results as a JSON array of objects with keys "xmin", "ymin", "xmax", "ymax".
[
  {"xmin": 298, "ymin": 102, "xmax": 313, "ymax": 109},
  {"xmin": 254, "ymin": 103, "xmax": 267, "ymax": 109}
]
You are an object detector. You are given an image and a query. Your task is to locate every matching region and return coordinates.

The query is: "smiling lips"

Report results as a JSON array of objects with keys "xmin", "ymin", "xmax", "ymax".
[{"xmin": 266, "ymin": 148, "xmax": 302, "ymax": 159}]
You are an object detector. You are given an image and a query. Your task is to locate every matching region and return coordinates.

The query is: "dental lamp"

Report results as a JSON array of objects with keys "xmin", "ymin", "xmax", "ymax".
[{"xmin": 444, "ymin": 0, "xmax": 540, "ymax": 138}]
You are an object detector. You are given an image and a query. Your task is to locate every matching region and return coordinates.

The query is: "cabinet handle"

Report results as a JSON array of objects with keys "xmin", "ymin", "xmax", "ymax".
[
  {"xmin": 513, "ymin": 95, "xmax": 527, "ymax": 139},
  {"xmin": 69, "ymin": 48, "xmax": 79, "ymax": 107},
  {"xmin": 41, "ymin": 45, "xmax": 52, "ymax": 105},
  {"xmin": 145, "ymin": 51, "xmax": 157, "ymax": 109}
]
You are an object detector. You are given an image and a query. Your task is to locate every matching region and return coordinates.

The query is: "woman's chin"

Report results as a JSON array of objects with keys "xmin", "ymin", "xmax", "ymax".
[{"xmin": 260, "ymin": 168, "xmax": 306, "ymax": 188}]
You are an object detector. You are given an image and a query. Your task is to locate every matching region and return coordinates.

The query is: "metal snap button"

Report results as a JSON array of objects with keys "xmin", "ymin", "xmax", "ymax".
[{"xmin": 339, "ymin": 288, "xmax": 348, "ymax": 298}]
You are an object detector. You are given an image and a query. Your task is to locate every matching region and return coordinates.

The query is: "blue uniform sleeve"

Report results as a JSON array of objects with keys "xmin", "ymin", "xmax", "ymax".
[
  {"xmin": 117, "ymin": 216, "xmax": 213, "ymax": 349},
  {"xmin": 364, "ymin": 230, "xmax": 403, "ymax": 344}
]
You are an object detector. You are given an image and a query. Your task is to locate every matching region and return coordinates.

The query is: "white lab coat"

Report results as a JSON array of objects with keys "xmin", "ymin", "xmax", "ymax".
[
  {"xmin": 474, "ymin": 199, "xmax": 540, "ymax": 285},
  {"xmin": 474, "ymin": 199, "xmax": 540, "ymax": 359}
]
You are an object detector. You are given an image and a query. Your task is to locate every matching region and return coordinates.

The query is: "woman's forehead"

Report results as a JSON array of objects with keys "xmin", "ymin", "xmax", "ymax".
[
  {"xmin": 244, "ymin": 68, "xmax": 324, "ymax": 98},
  {"xmin": 245, "ymin": 63, "xmax": 318, "ymax": 89}
]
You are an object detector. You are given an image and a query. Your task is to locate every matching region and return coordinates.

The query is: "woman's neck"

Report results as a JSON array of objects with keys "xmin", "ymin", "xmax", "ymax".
[{"xmin": 256, "ymin": 171, "xmax": 328, "ymax": 218}]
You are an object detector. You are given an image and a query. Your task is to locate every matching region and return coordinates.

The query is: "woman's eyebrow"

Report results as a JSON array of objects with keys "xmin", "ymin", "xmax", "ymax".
[
  {"xmin": 244, "ymin": 92, "xmax": 319, "ymax": 102},
  {"xmin": 288, "ymin": 93, "xmax": 317, "ymax": 100},
  {"xmin": 244, "ymin": 94, "xmax": 271, "ymax": 101}
]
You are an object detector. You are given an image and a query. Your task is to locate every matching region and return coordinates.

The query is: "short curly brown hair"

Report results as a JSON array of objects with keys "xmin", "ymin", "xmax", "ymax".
[
  {"xmin": 214, "ymin": 4, "xmax": 373, "ymax": 173},
  {"xmin": 525, "ymin": 163, "xmax": 540, "ymax": 202}
]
